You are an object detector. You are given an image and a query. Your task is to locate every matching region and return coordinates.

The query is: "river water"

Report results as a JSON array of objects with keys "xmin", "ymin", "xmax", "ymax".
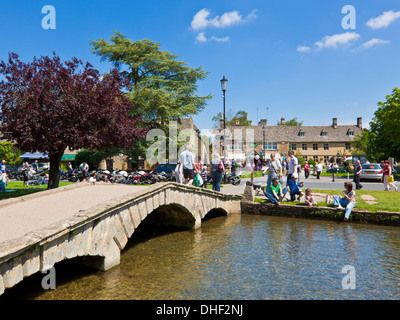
[{"xmin": 3, "ymin": 213, "xmax": 400, "ymax": 300}]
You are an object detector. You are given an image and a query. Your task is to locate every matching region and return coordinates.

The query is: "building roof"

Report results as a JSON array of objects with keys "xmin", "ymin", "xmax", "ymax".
[{"xmin": 214, "ymin": 124, "xmax": 363, "ymax": 143}]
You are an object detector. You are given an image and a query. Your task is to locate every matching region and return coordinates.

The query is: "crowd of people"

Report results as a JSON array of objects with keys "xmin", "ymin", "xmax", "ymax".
[
  {"xmin": 262, "ymin": 151, "xmax": 398, "ymax": 221},
  {"xmin": 174, "ymin": 144, "xmax": 227, "ymax": 192}
]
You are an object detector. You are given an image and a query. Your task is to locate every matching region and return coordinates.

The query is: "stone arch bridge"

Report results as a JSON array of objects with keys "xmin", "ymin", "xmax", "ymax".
[{"xmin": 0, "ymin": 182, "xmax": 242, "ymax": 295}]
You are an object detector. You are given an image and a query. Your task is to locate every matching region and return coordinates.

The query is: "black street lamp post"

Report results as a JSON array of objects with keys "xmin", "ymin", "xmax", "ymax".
[{"xmin": 220, "ymin": 76, "xmax": 228, "ymax": 163}]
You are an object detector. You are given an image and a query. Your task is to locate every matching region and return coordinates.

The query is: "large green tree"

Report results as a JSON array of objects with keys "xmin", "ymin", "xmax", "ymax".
[
  {"xmin": 90, "ymin": 32, "xmax": 211, "ymax": 163},
  {"xmin": 277, "ymin": 117, "xmax": 304, "ymax": 126},
  {"xmin": 357, "ymin": 88, "xmax": 400, "ymax": 161},
  {"xmin": 0, "ymin": 142, "xmax": 22, "ymax": 165},
  {"xmin": 212, "ymin": 110, "xmax": 252, "ymax": 128},
  {"xmin": 90, "ymin": 32, "xmax": 211, "ymax": 123}
]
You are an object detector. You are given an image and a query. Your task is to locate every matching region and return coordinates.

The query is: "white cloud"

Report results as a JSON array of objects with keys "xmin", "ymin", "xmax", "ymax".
[
  {"xmin": 366, "ymin": 10, "xmax": 400, "ymax": 29},
  {"xmin": 195, "ymin": 32, "xmax": 207, "ymax": 43},
  {"xmin": 296, "ymin": 46, "xmax": 311, "ymax": 53},
  {"xmin": 191, "ymin": 8, "xmax": 257, "ymax": 31},
  {"xmin": 195, "ymin": 32, "xmax": 230, "ymax": 43},
  {"xmin": 360, "ymin": 38, "xmax": 390, "ymax": 49},
  {"xmin": 314, "ymin": 32, "xmax": 360, "ymax": 49},
  {"xmin": 210, "ymin": 36, "xmax": 230, "ymax": 42}
]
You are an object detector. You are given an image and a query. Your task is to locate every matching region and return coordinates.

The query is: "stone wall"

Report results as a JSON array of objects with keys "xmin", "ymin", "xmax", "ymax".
[{"xmin": 241, "ymin": 201, "xmax": 400, "ymax": 226}]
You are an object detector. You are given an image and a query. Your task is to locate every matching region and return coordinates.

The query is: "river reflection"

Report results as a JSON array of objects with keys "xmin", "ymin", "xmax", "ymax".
[{"xmin": 3, "ymin": 214, "xmax": 400, "ymax": 300}]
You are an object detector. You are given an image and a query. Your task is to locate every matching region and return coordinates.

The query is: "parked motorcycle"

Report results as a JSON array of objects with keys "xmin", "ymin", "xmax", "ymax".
[{"xmin": 224, "ymin": 171, "xmax": 242, "ymax": 185}]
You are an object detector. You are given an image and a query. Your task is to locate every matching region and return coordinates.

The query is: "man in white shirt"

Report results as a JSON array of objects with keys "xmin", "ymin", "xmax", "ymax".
[
  {"xmin": 178, "ymin": 144, "xmax": 195, "ymax": 185},
  {"xmin": 316, "ymin": 161, "xmax": 323, "ymax": 179},
  {"xmin": 286, "ymin": 150, "xmax": 298, "ymax": 185}
]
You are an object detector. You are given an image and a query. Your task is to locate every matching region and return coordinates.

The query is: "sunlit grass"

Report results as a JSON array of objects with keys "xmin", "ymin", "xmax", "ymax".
[
  {"xmin": 255, "ymin": 188, "xmax": 400, "ymax": 213},
  {"xmin": 0, "ymin": 181, "xmax": 73, "ymax": 200}
]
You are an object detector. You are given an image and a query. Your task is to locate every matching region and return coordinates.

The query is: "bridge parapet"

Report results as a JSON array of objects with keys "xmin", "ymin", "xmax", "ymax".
[{"xmin": 0, "ymin": 182, "xmax": 242, "ymax": 295}]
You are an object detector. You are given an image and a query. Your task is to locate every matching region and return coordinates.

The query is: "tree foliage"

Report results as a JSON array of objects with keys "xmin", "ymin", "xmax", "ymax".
[
  {"xmin": 0, "ymin": 52, "xmax": 145, "ymax": 189},
  {"xmin": 278, "ymin": 117, "xmax": 304, "ymax": 126},
  {"xmin": 90, "ymin": 32, "xmax": 211, "ymax": 124},
  {"xmin": 212, "ymin": 110, "xmax": 253, "ymax": 128},
  {"xmin": 0, "ymin": 142, "xmax": 22, "ymax": 165},
  {"xmin": 356, "ymin": 88, "xmax": 400, "ymax": 161}
]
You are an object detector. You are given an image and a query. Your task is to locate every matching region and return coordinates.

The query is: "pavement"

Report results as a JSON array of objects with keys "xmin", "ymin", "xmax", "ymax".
[{"xmin": 0, "ymin": 182, "xmax": 149, "ymax": 243}]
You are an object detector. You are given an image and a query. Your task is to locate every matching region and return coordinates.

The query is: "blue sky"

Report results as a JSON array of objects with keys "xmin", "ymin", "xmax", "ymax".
[{"xmin": 1, "ymin": 0, "xmax": 399, "ymax": 133}]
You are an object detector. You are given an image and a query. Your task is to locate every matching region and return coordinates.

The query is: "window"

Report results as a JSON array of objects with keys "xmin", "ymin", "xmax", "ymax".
[
  {"xmin": 298, "ymin": 132, "xmax": 305, "ymax": 136},
  {"xmin": 313, "ymin": 144, "xmax": 318, "ymax": 150},
  {"xmin": 324, "ymin": 144, "xmax": 329, "ymax": 150},
  {"xmin": 324, "ymin": 156, "xmax": 330, "ymax": 163},
  {"xmin": 347, "ymin": 131, "xmax": 354, "ymax": 136},
  {"xmin": 228, "ymin": 143, "xmax": 243, "ymax": 150},
  {"xmin": 263, "ymin": 142, "xmax": 277, "ymax": 150},
  {"xmin": 320, "ymin": 131, "xmax": 327, "ymax": 136},
  {"xmin": 313, "ymin": 156, "xmax": 318, "ymax": 162},
  {"xmin": 302, "ymin": 144, "xmax": 307, "ymax": 151},
  {"xmin": 291, "ymin": 144, "xmax": 297, "ymax": 151},
  {"xmin": 346, "ymin": 143, "xmax": 351, "ymax": 150}
]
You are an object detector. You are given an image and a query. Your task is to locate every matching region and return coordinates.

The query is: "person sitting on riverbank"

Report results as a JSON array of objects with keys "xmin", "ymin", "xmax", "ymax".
[
  {"xmin": 305, "ymin": 188, "xmax": 317, "ymax": 207},
  {"xmin": 265, "ymin": 177, "xmax": 288, "ymax": 205},
  {"xmin": 331, "ymin": 181, "xmax": 356, "ymax": 221},
  {"xmin": 287, "ymin": 174, "xmax": 304, "ymax": 201}
]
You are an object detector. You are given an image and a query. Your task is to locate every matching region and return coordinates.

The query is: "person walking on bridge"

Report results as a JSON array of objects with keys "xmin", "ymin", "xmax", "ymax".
[{"xmin": 178, "ymin": 144, "xmax": 196, "ymax": 186}]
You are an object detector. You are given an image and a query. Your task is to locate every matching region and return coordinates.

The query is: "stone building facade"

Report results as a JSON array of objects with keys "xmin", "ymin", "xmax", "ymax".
[{"xmin": 214, "ymin": 117, "xmax": 364, "ymax": 164}]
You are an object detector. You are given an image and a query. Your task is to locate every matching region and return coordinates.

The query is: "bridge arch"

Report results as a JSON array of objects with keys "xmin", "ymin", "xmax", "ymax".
[{"xmin": 142, "ymin": 203, "xmax": 196, "ymax": 229}]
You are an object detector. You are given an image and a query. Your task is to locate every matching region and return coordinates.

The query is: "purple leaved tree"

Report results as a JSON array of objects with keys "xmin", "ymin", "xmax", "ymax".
[{"xmin": 0, "ymin": 52, "xmax": 146, "ymax": 189}]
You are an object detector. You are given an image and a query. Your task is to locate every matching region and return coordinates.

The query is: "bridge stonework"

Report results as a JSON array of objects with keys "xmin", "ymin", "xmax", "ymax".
[{"xmin": 0, "ymin": 183, "xmax": 242, "ymax": 295}]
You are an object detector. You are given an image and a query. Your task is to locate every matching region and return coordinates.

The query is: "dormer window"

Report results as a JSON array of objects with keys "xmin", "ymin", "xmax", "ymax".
[
  {"xmin": 347, "ymin": 130, "xmax": 354, "ymax": 136},
  {"xmin": 298, "ymin": 131, "xmax": 305, "ymax": 136},
  {"xmin": 320, "ymin": 131, "xmax": 327, "ymax": 136}
]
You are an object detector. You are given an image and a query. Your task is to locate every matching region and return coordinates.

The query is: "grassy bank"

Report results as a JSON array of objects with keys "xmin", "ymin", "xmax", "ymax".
[{"xmin": 0, "ymin": 181, "xmax": 74, "ymax": 200}]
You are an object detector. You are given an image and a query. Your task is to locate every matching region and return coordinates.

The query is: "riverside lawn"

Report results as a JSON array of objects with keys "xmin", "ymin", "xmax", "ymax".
[
  {"xmin": 256, "ymin": 188, "xmax": 400, "ymax": 213},
  {"xmin": 0, "ymin": 181, "xmax": 74, "ymax": 200}
]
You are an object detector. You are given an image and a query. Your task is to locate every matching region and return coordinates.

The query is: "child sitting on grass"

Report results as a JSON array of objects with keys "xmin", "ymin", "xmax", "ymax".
[
  {"xmin": 305, "ymin": 188, "xmax": 317, "ymax": 207},
  {"xmin": 287, "ymin": 174, "xmax": 304, "ymax": 201}
]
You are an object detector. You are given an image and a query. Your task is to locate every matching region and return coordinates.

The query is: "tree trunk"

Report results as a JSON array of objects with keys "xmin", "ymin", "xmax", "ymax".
[{"xmin": 47, "ymin": 151, "xmax": 64, "ymax": 190}]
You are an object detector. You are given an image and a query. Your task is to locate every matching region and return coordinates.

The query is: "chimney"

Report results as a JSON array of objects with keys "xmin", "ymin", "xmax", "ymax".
[
  {"xmin": 332, "ymin": 118, "xmax": 337, "ymax": 128},
  {"xmin": 281, "ymin": 117, "xmax": 285, "ymax": 125},
  {"xmin": 220, "ymin": 114, "xmax": 224, "ymax": 129},
  {"xmin": 258, "ymin": 119, "xmax": 267, "ymax": 126},
  {"xmin": 357, "ymin": 117, "xmax": 362, "ymax": 128}
]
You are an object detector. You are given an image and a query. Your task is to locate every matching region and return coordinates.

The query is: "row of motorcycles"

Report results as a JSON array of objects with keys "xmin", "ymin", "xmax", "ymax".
[
  {"xmin": 60, "ymin": 168, "xmax": 242, "ymax": 186},
  {"xmin": 60, "ymin": 169, "xmax": 175, "ymax": 185}
]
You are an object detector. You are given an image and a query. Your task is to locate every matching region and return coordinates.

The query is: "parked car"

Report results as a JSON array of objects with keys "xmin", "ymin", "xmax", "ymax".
[
  {"xmin": 155, "ymin": 163, "xmax": 177, "ymax": 174},
  {"xmin": 359, "ymin": 163, "xmax": 383, "ymax": 182}
]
